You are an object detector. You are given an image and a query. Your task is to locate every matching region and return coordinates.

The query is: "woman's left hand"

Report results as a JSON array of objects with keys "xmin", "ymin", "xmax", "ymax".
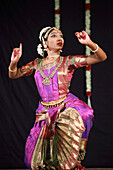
[{"xmin": 75, "ymin": 31, "xmax": 91, "ymax": 45}]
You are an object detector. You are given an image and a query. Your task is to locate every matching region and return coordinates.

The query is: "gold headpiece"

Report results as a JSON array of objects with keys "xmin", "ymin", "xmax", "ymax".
[{"xmin": 44, "ymin": 27, "xmax": 57, "ymax": 39}]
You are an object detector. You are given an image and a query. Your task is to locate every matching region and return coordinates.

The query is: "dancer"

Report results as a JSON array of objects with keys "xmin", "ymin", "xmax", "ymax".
[{"xmin": 9, "ymin": 27, "xmax": 107, "ymax": 170}]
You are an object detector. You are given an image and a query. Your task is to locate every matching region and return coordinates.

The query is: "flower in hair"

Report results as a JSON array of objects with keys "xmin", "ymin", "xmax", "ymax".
[
  {"xmin": 37, "ymin": 44, "xmax": 44, "ymax": 57},
  {"xmin": 39, "ymin": 26, "xmax": 51, "ymax": 41}
]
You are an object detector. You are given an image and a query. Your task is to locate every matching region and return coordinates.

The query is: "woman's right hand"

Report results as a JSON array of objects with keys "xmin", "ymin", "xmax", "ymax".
[{"xmin": 11, "ymin": 43, "xmax": 22, "ymax": 63}]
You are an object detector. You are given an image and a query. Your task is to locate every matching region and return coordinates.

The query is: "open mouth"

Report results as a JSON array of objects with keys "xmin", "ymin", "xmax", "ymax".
[{"xmin": 57, "ymin": 42, "xmax": 62, "ymax": 46}]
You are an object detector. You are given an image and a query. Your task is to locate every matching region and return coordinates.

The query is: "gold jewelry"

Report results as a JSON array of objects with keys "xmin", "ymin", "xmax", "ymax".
[
  {"xmin": 35, "ymin": 58, "xmax": 58, "ymax": 74},
  {"xmin": 39, "ymin": 56, "xmax": 63, "ymax": 85},
  {"xmin": 43, "ymin": 57, "xmax": 59, "ymax": 74},
  {"xmin": 80, "ymin": 138, "xmax": 88, "ymax": 150},
  {"xmin": 41, "ymin": 96, "xmax": 66, "ymax": 107},
  {"xmin": 44, "ymin": 27, "xmax": 57, "ymax": 39},
  {"xmin": 78, "ymin": 149, "xmax": 86, "ymax": 161},
  {"xmin": 8, "ymin": 66, "xmax": 17, "ymax": 72},
  {"xmin": 90, "ymin": 44, "xmax": 99, "ymax": 53}
]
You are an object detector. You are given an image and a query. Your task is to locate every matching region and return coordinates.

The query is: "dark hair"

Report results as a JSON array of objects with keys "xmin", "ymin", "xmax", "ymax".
[
  {"xmin": 42, "ymin": 27, "xmax": 55, "ymax": 41},
  {"xmin": 41, "ymin": 27, "xmax": 56, "ymax": 58}
]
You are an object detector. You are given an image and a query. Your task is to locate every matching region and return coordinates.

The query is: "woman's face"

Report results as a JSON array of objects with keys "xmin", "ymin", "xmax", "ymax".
[{"xmin": 46, "ymin": 29, "xmax": 64, "ymax": 52}]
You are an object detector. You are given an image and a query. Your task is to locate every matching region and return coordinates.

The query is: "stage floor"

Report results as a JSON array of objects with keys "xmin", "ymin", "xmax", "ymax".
[{"xmin": 0, "ymin": 168, "xmax": 113, "ymax": 170}]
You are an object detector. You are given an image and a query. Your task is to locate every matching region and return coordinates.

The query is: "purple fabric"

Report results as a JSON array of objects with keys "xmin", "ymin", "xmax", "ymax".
[
  {"xmin": 24, "ymin": 92, "xmax": 93, "ymax": 168},
  {"xmin": 34, "ymin": 66, "xmax": 59, "ymax": 102},
  {"xmin": 24, "ymin": 122, "xmax": 43, "ymax": 169},
  {"xmin": 36, "ymin": 93, "xmax": 93, "ymax": 137},
  {"xmin": 24, "ymin": 65, "xmax": 93, "ymax": 168}
]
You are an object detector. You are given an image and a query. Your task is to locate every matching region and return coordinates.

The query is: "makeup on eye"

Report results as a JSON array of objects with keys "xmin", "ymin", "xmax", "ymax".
[
  {"xmin": 51, "ymin": 34, "xmax": 63, "ymax": 38},
  {"xmin": 50, "ymin": 32, "xmax": 63, "ymax": 38},
  {"xmin": 51, "ymin": 34, "xmax": 57, "ymax": 37}
]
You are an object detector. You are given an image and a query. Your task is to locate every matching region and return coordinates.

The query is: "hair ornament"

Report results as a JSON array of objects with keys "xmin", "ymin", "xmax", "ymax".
[
  {"xmin": 37, "ymin": 44, "xmax": 44, "ymax": 57},
  {"xmin": 44, "ymin": 44, "xmax": 47, "ymax": 50},
  {"xmin": 37, "ymin": 26, "xmax": 58, "ymax": 57},
  {"xmin": 39, "ymin": 26, "xmax": 51, "ymax": 41}
]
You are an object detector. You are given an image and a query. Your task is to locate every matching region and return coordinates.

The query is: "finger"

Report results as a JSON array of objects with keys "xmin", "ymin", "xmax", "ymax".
[
  {"xmin": 19, "ymin": 43, "xmax": 22, "ymax": 56},
  {"xmin": 75, "ymin": 32, "xmax": 82, "ymax": 40},
  {"xmin": 11, "ymin": 51, "xmax": 14, "ymax": 61},
  {"xmin": 82, "ymin": 30, "xmax": 87, "ymax": 35},
  {"xmin": 75, "ymin": 32, "xmax": 80, "ymax": 38},
  {"xmin": 11, "ymin": 51, "xmax": 18, "ymax": 61},
  {"xmin": 82, "ymin": 30, "xmax": 90, "ymax": 38},
  {"xmin": 13, "ymin": 48, "xmax": 19, "ymax": 58},
  {"xmin": 80, "ymin": 32, "xmax": 83, "ymax": 36},
  {"xmin": 78, "ymin": 32, "xmax": 86, "ymax": 40},
  {"xmin": 82, "ymin": 30, "xmax": 86, "ymax": 34},
  {"xmin": 82, "ymin": 34, "xmax": 86, "ymax": 40},
  {"xmin": 80, "ymin": 32, "xmax": 85, "ymax": 37},
  {"xmin": 13, "ymin": 48, "xmax": 19, "ymax": 52},
  {"xmin": 82, "ymin": 30, "xmax": 86, "ymax": 33}
]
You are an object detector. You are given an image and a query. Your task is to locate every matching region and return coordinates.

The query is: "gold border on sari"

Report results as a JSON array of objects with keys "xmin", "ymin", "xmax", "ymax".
[{"xmin": 41, "ymin": 96, "xmax": 66, "ymax": 106}]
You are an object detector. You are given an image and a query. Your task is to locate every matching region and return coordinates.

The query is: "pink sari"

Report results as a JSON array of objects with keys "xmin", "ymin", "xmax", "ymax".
[{"xmin": 22, "ymin": 56, "xmax": 93, "ymax": 169}]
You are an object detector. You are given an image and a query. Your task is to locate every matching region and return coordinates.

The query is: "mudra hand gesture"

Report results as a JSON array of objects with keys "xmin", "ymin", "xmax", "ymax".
[
  {"xmin": 11, "ymin": 43, "xmax": 22, "ymax": 63},
  {"xmin": 75, "ymin": 30, "xmax": 91, "ymax": 45}
]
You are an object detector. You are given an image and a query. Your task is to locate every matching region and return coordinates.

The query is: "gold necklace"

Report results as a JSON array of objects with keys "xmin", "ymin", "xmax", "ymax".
[
  {"xmin": 43, "ymin": 55, "xmax": 59, "ymax": 73},
  {"xmin": 39, "ymin": 56, "xmax": 63, "ymax": 85}
]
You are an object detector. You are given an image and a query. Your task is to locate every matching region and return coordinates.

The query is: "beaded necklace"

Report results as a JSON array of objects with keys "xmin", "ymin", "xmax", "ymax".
[{"xmin": 39, "ymin": 56, "xmax": 63, "ymax": 85}]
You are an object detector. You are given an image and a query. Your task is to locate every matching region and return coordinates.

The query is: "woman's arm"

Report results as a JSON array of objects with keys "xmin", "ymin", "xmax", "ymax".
[
  {"xmin": 86, "ymin": 41, "xmax": 107, "ymax": 65},
  {"xmin": 9, "ymin": 43, "xmax": 34, "ymax": 79},
  {"xmin": 75, "ymin": 31, "xmax": 107, "ymax": 65},
  {"xmin": 9, "ymin": 64, "xmax": 25, "ymax": 79},
  {"xmin": 9, "ymin": 43, "xmax": 23, "ymax": 79}
]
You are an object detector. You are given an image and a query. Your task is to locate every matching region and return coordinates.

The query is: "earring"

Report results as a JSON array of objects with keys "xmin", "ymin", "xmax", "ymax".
[
  {"xmin": 59, "ymin": 49, "xmax": 62, "ymax": 56},
  {"xmin": 60, "ymin": 49, "xmax": 62, "ymax": 52}
]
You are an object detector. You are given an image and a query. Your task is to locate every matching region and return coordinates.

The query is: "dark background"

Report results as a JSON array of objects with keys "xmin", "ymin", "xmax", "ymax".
[{"xmin": 0, "ymin": 0, "xmax": 113, "ymax": 168}]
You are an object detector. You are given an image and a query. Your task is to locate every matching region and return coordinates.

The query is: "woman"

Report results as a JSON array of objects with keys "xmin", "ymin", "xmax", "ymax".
[{"xmin": 9, "ymin": 27, "xmax": 107, "ymax": 170}]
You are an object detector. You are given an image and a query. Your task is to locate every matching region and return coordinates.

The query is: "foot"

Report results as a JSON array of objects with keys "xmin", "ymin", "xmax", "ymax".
[{"xmin": 74, "ymin": 161, "xmax": 85, "ymax": 170}]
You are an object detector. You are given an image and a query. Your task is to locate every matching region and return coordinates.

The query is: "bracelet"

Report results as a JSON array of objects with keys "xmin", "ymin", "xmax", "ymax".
[
  {"xmin": 8, "ymin": 66, "xmax": 17, "ymax": 72},
  {"xmin": 90, "ymin": 44, "xmax": 99, "ymax": 53},
  {"xmin": 78, "ymin": 149, "xmax": 86, "ymax": 161}
]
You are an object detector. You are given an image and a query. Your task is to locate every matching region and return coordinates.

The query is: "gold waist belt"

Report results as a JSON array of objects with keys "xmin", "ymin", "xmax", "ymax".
[{"xmin": 41, "ymin": 96, "xmax": 66, "ymax": 108}]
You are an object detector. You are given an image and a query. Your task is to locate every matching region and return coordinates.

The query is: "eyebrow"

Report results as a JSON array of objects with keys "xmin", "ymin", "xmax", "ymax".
[{"xmin": 50, "ymin": 31, "xmax": 63, "ymax": 35}]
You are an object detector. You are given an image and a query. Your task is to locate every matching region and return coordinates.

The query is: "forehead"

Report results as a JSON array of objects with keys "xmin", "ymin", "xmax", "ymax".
[{"xmin": 49, "ymin": 29, "xmax": 63, "ymax": 35}]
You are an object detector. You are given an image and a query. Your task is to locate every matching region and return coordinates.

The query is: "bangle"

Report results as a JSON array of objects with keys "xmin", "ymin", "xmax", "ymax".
[
  {"xmin": 8, "ymin": 66, "xmax": 17, "ymax": 72},
  {"xmin": 90, "ymin": 44, "xmax": 99, "ymax": 53}
]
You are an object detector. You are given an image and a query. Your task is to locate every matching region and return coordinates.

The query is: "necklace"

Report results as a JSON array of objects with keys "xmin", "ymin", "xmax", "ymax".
[
  {"xmin": 43, "ymin": 55, "xmax": 60, "ymax": 73},
  {"xmin": 39, "ymin": 56, "xmax": 63, "ymax": 85}
]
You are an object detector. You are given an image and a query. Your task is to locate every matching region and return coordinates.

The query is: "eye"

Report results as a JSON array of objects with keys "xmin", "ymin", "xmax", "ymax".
[
  {"xmin": 60, "ymin": 35, "xmax": 63, "ymax": 38},
  {"xmin": 51, "ymin": 34, "xmax": 56, "ymax": 37}
]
